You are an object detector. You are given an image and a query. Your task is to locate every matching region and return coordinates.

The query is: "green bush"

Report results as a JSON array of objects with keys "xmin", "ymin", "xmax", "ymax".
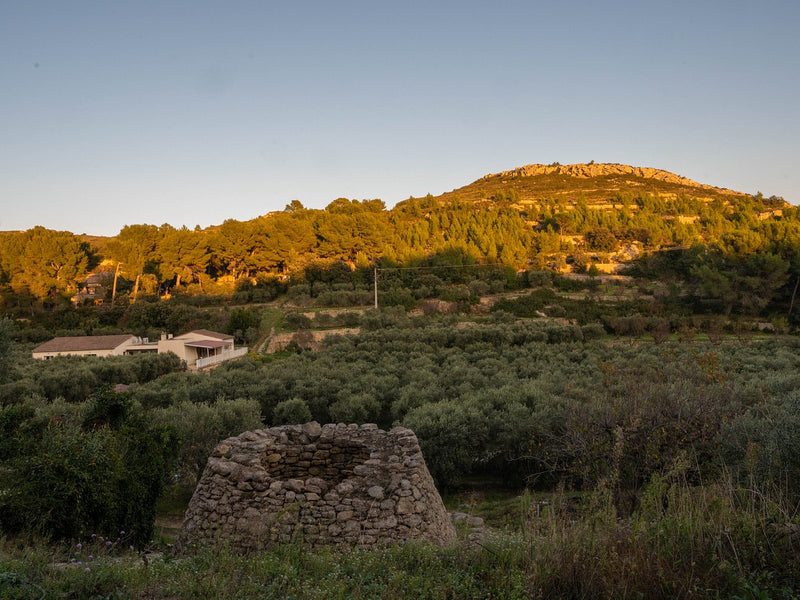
[
  {"xmin": 38, "ymin": 363, "xmax": 98, "ymax": 402},
  {"xmin": 151, "ymin": 398, "xmax": 263, "ymax": 484},
  {"xmin": 284, "ymin": 313, "xmax": 312, "ymax": 330},
  {"xmin": 403, "ymin": 400, "xmax": 486, "ymax": 488},
  {"xmin": 0, "ymin": 394, "xmax": 178, "ymax": 547},
  {"xmin": 719, "ymin": 392, "xmax": 800, "ymax": 496},
  {"xmin": 272, "ymin": 397, "xmax": 312, "ymax": 425},
  {"xmin": 380, "ymin": 285, "xmax": 416, "ymax": 310},
  {"xmin": 580, "ymin": 323, "xmax": 606, "ymax": 339},
  {"xmin": 523, "ymin": 269, "xmax": 554, "ymax": 288},
  {"xmin": 228, "ymin": 307, "xmax": 261, "ymax": 344},
  {"xmin": 329, "ymin": 393, "xmax": 381, "ymax": 424}
]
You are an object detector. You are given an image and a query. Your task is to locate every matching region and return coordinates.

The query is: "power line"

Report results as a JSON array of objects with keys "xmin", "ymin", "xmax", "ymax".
[{"xmin": 375, "ymin": 263, "xmax": 507, "ymax": 272}]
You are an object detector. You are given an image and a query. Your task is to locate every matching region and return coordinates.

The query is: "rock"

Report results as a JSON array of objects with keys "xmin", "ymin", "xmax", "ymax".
[
  {"xmin": 467, "ymin": 516, "xmax": 484, "ymax": 528},
  {"xmin": 336, "ymin": 481, "xmax": 354, "ymax": 495},
  {"xmin": 285, "ymin": 478, "xmax": 304, "ymax": 492},
  {"xmin": 397, "ymin": 497, "xmax": 415, "ymax": 515}
]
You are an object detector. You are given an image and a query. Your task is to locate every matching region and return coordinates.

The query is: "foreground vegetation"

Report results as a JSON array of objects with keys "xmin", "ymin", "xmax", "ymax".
[
  {"xmin": 2, "ymin": 310, "xmax": 800, "ymax": 595},
  {"xmin": 3, "ymin": 475, "xmax": 798, "ymax": 599}
]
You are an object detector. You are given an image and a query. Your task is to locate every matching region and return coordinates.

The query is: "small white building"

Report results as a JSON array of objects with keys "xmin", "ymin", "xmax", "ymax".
[{"xmin": 156, "ymin": 329, "xmax": 242, "ymax": 369}]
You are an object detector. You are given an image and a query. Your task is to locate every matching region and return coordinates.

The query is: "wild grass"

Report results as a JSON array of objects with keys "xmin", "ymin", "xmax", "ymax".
[
  {"xmin": 3, "ymin": 473, "xmax": 798, "ymax": 599},
  {"xmin": 525, "ymin": 470, "xmax": 800, "ymax": 599}
]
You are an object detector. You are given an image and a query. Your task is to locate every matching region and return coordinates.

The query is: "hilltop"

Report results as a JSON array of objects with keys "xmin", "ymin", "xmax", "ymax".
[
  {"xmin": 418, "ymin": 162, "xmax": 759, "ymax": 210},
  {"xmin": 482, "ymin": 162, "xmax": 740, "ymax": 192}
]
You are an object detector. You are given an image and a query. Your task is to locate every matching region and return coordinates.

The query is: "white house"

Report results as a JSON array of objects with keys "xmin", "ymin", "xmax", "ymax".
[
  {"xmin": 33, "ymin": 329, "xmax": 247, "ymax": 370},
  {"xmin": 155, "ymin": 329, "xmax": 244, "ymax": 369}
]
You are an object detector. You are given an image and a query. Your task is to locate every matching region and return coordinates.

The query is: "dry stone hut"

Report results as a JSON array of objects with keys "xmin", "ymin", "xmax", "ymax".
[{"xmin": 178, "ymin": 422, "xmax": 456, "ymax": 551}]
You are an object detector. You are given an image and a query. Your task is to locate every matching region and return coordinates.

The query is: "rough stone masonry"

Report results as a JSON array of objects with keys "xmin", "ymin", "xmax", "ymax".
[{"xmin": 178, "ymin": 422, "xmax": 456, "ymax": 551}]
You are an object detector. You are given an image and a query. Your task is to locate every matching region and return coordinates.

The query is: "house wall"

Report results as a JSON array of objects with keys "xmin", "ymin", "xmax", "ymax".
[
  {"xmin": 164, "ymin": 332, "xmax": 234, "ymax": 368},
  {"xmin": 157, "ymin": 338, "xmax": 197, "ymax": 365},
  {"xmin": 33, "ymin": 348, "xmax": 117, "ymax": 360}
]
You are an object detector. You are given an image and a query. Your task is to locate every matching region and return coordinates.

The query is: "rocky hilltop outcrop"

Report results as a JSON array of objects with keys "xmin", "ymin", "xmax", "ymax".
[{"xmin": 480, "ymin": 162, "xmax": 740, "ymax": 195}]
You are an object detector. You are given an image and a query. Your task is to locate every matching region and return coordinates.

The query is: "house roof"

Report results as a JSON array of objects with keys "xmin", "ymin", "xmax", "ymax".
[
  {"xmin": 32, "ymin": 334, "xmax": 136, "ymax": 354},
  {"xmin": 184, "ymin": 339, "xmax": 230, "ymax": 349},
  {"xmin": 84, "ymin": 273, "xmax": 109, "ymax": 285},
  {"xmin": 177, "ymin": 329, "xmax": 234, "ymax": 341}
]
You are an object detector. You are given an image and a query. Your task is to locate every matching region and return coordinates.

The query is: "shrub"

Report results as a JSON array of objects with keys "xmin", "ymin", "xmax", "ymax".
[
  {"xmin": 329, "ymin": 393, "xmax": 381, "ymax": 424},
  {"xmin": 523, "ymin": 270, "xmax": 553, "ymax": 288},
  {"xmin": 151, "ymin": 398, "xmax": 263, "ymax": 484},
  {"xmin": 0, "ymin": 399, "xmax": 178, "ymax": 547},
  {"xmin": 38, "ymin": 362, "xmax": 98, "ymax": 402},
  {"xmin": 580, "ymin": 323, "xmax": 606, "ymax": 340},
  {"xmin": 380, "ymin": 285, "xmax": 416, "ymax": 310},
  {"xmin": 719, "ymin": 392, "xmax": 800, "ymax": 497},
  {"xmin": 341, "ymin": 311, "xmax": 362, "ymax": 327},
  {"xmin": 526, "ymin": 475, "xmax": 800, "ymax": 598},
  {"xmin": 284, "ymin": 312, "xmax": 312, "ymax": 330},
  {"xmin": 468, "ymin": 280, "xmax": 490, "ymax": 298},
  {"xmin": 403, "ymin": 399, "xmax": 487, "ymax": 488},
  {"xmin": 228, "ymin": 307, "xmax": 261, "ymax": 344},
  {"xmin": 273, "ymin": 398, "xmax": 312, "ymax": 425},
  {"xmin": 286, "ymin": 284, "xmax": 311, "ymax": 301}
]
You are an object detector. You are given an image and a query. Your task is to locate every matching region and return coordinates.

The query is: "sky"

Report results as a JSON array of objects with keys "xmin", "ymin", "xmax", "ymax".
[{"xmin": 1, "ymin": 0, "xmax": 799, "ymax": 236}]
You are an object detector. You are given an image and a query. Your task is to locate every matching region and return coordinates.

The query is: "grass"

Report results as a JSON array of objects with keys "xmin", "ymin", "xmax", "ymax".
[
  {"xmin": 153, "ymin": 484, "xmax": 194, "ymax": 544},
  {"xmin": 258, "ymin": 307, "xmax": 285, "ymax": 336},
  {"xmin": 1, "ymin": 539, "xmax": 528, "ymax": 599},
  {"xmin": 3, "ymin": 475, "xmax": 799, "ymax": 599},
  {"xmin": 442, "ymin": 487, "xmax": 585, "ymax": 533}
]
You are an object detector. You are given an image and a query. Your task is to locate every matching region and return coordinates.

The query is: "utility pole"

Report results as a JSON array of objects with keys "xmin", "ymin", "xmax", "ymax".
[
  {"xmin": 111, "ymin": 262, "xmax": 121, "ymax": 307},
  {"xmin": 789, "ymin": 275, "xmax": 800, "ymax": 317},
  {"xmin": 374, "ymin": 266, "xmax": 378, "ymax": 309}
]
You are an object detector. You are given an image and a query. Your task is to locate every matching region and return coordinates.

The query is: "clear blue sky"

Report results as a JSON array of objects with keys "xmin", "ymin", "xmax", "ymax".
[{"xmin": 2, "ymin": 0, "xmax": 798, "ymax": 236}]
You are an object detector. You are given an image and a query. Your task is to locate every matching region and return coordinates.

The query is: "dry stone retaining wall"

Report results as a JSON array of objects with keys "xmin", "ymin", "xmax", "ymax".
[{"xmin": 178, "ymin": 422, "xmax": 456, "ymax": 551}]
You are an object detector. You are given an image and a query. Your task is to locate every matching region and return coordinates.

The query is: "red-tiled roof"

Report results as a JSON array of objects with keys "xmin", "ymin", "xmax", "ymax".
[{"xmin": 32, "ymin": 334, "xmax": 136, "ymax": 354}]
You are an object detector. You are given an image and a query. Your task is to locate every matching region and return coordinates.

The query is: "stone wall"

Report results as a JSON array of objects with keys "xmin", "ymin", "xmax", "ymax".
[
  {"xmin": 178, "ymin": 422, "xmax": 456, "ymax": 551},
  {"xmin": 264, "ymin": 328, "xmax": 360, "ymax": 353}
]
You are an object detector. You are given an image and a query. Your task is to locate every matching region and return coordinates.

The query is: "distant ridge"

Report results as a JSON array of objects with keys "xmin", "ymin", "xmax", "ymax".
[
  {"xmin": 480, "ymin": 163, "xmax": 741, "ymax": 196},
  {"xmin": 414, "ymin": 161, "xmax": 758, "ymax": 208}
]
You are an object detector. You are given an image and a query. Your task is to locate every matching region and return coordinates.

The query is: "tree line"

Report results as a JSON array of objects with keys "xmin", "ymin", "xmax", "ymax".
[{"xmin": 1, "ymin": 191, "xmax": 799, "ymax": 315}]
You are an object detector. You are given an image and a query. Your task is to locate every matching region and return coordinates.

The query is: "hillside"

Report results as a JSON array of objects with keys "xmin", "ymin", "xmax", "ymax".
[{"xmin": 1, "ymin": 161, "xmax": 797, "ymax": 307}]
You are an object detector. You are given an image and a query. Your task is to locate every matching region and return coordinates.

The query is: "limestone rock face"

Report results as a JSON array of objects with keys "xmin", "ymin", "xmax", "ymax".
[
  {"xmin": 481, "ymin": 162, "xmax": 739, "ymax": 195},
  {"xmin": 177, "ymin": 422, "xmax": 456, "ymax": 551}
]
